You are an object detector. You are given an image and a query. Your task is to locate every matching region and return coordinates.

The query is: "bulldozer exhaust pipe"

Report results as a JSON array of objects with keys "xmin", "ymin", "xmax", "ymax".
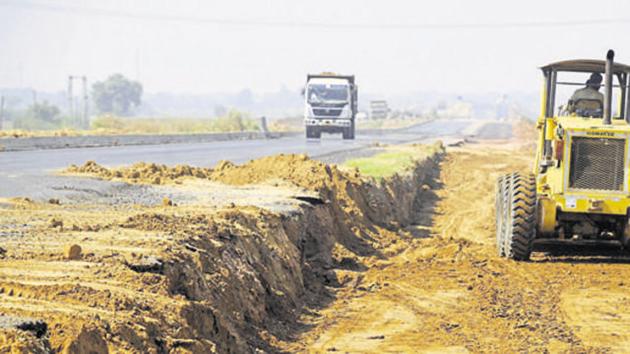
[{"xmin": 603, "ymin": 49, "xmax": 615, "ymax": 125}]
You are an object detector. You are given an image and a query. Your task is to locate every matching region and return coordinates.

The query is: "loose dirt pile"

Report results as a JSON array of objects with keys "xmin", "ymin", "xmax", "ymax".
[
  {"xmin": 65, "ymin": 161, "xmax": 215, "ymax": 184},
  {"xmin": 284, "ymin": 141, "xmax": 630, "ymax": 353},
  {"xmin": 1, "ymin": 143, "xmax": 443, "ymax": 352},
  {"xmin": 66, "ymin": 143, "xmax": 443, "ymax": 230}
]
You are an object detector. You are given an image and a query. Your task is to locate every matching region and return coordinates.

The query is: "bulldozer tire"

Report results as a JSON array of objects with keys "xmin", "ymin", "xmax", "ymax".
[
  {"xmin": 504, "ymin": 172, "xmax": 536, "ymax": 261},
  {"xmin": 495, "ymin": 176, "xmax": 506, "ymax": 257}
]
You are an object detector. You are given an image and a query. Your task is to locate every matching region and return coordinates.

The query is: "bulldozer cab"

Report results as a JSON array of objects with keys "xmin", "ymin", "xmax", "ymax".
[{"xmin": 541, "ymin": 58, "xmax": 630, "ymax": 120}]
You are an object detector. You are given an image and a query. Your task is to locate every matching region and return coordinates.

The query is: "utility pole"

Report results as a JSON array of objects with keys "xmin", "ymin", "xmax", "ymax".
[
  {"xmin": 82, "ymin": 76, "xmax": 88, "ymax": 129},
  {"xmin": 68, "ymin": 75, "xmax": 89, "ymax": 128},
  {"xmin": 0, "ymin": 96, "xmax": 5, "ymax": 131},
  {"xmin": 68, "ymin": 76, "xmax": 74, "ymax": 122}
]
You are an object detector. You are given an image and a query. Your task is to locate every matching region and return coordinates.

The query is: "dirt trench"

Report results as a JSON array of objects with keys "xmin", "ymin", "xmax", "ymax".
[
  {"xmin": 0, "ymin": 144, "xmax": 443, "ymax": 353},
  {"xmin": 285, "ymin": 142, "xmax": 630, "ymax": 353}
]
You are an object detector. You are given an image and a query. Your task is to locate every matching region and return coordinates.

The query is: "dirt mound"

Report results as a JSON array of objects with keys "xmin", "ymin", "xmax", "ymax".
[
  {"xmin": 0, "ymin": 205, "xmax": 294, "ymax": 352},
  {"xmin": 209, "ymin": 145, "xmax": 445, "ymax": 253},
  {"xmin": 65, "ymin": 154, "xmax": 345, "ymax": 188},
  {"xmin": 2, "ymin": 144, "xmax": 443, "ymax": 352},
  {"xmin": 66, "ymin": 161, "xmax": 214, "ymax": 184}
]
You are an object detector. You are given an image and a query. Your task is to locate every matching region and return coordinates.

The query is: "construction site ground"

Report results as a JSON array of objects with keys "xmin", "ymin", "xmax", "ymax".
[
  {"xmin": 284, "ymin": 142, "xmax": 630, "ymax": 353},
  {"xmin": 2, "ymin": 124, "xmax": 630, "ymax": 352}
]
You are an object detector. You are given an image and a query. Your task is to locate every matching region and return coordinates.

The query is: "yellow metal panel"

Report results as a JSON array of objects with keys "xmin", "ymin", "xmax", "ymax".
[
  {"xmin": 544, "ymin": 119, "xmax": 556, "ymax": 140},
  {"xmin": 537, "ymin": 197, "xmax": 556, "ymax": 234},
  {"xmin": 554, "ymin": 194, "xmax": 630, "ymax": 215},
  {"xmin": 537, "ymin": 115, "xmax": 630, "ymax": 221}
]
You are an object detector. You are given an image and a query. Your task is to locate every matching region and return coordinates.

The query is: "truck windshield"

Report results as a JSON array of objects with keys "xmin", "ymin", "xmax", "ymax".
[{"xmin": 308, "ymin": 84, "xmax": 348, "ymax": 103}]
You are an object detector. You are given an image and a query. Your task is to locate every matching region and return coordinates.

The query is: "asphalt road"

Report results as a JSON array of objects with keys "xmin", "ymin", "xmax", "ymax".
[{"xmin": 0, "ymin": 119, "xmax": 495, "ymax": 200}]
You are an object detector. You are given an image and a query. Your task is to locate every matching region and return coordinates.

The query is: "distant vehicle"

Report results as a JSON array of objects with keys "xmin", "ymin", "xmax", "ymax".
[
  {"xmin": 303, "ymin": 73, "xmax": 357, "ymax": 139},
  {"xmin": 369, "ymin": 100, "xmax": 390, "ymax": 120}
]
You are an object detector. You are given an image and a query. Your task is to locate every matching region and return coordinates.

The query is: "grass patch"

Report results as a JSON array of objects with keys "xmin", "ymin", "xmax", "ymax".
[
  {"xmin": 343, "ymin": 143, "xmax": 443, "ymax": 179},
  {"xmin": 344, "ymin": 149, "xmax": 417, "ymax": 179}
]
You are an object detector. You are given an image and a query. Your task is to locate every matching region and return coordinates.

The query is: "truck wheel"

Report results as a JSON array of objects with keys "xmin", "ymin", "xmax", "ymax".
[
  {"xmin": 306, "ymin": 127, "xmax": 320, "ymax": 139},
  {"xmin": 495, "ymin": 176, "xmax": 507, "ymax": 257},
  {"xmin": 504, "ymin": 172, "xmax": 536, "ymax": 261},
  {"xmin": 342, "ymin": 126, "xmax": 355, "ymax": 140}
]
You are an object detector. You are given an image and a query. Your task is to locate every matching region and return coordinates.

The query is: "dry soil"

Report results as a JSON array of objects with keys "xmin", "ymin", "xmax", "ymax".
[{"xmin": 283, "ymin": 141, "xmax": 630, "ymax": 353}]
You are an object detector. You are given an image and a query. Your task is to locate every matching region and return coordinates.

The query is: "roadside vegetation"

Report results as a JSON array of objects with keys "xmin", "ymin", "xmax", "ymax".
[
  {"xmin": 2, "ymin": 74, "xmax": 265, "ymax": 137},
  {"xmin": 89, "ymin": 110, "xmax": 259, "ymax": 135},
  {"xmin": 0, "ymin": 109, "xmax": 260, "ymax": 138},
  {"xmin": 344, "ymin": 143, "xmax": 442, "ymax": 179}
]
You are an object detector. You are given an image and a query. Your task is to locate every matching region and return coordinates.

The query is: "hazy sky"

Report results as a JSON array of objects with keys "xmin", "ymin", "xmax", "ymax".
[{"xmin": 1, "ymin": 0, "xmax": 629, "ymax": 96}]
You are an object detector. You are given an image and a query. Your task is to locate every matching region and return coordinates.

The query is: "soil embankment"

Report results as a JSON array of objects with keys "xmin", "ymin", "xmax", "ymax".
[
  {"xmin": 287, "ymin": 140, "xmax": 630, "ymax": 353},
  {"xmin": 0, "ymin": 144, "xmax": 443, "ymax": 352}
]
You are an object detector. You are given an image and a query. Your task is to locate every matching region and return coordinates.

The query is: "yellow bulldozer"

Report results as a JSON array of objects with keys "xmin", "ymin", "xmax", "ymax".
[{"xmin": 496, "ymin": 50, "xmax": 630, "ymax": 260}]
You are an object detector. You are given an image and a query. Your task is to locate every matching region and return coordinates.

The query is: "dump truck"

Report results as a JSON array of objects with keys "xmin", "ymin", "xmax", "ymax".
[
  {"xmin": 496, "ymin": 50, "xmax": 630, "ymax": 260},
  {"xmin": 304, "ymin": 73, "xmax": 357, "ymax": 139}
]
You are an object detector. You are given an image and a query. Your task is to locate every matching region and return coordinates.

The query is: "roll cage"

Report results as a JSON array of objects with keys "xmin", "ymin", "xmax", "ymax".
[{"xmin": 541, "ymin": 59, "xmax": 630, "ymax": 121}]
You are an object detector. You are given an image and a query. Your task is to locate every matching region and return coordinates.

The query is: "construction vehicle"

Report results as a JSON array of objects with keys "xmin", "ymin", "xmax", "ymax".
[
  {"xmin": 303, "ymin": 73, "xmax": 357, "ymax": 139},
  {"xmin": 496, "ymin": 50, "xmax": 630, "ymax": 260}
]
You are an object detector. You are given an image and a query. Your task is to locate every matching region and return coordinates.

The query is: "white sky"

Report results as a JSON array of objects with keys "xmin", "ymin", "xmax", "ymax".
[{"xmin": 0, "ymin": 0, "xmax": 629, "ymax": 95}]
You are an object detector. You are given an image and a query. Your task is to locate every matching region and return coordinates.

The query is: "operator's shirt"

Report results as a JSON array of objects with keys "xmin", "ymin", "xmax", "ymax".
[{"xmin": 570, "ymin": 87, "xmax": 604, "ymax": 105}]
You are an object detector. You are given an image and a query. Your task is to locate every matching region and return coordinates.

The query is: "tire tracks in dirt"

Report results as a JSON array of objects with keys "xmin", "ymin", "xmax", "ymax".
[{"xmin": 288, "ymin": 143, "xmax": 630, "ymax": 353}]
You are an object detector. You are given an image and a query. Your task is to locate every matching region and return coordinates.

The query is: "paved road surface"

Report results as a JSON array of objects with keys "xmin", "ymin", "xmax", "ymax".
[{"xmin": 0, "ymin": 119, "xmax": 500, "ymax": 200}]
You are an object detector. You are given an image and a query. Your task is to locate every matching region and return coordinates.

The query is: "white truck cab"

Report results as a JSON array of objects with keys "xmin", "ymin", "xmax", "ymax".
[{"xmin": 304, "ymin": 73, "xmax": 357, "ymax": 139}]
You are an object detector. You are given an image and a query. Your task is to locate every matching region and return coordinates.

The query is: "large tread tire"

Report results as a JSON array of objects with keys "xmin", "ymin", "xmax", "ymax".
[
  {"xmin": 504, "ymin": 173, "xmax": 536, "ymax": 261},
  {"xmin": 495, "ymin": 176, "xmax": 506, "ymax": 257}
]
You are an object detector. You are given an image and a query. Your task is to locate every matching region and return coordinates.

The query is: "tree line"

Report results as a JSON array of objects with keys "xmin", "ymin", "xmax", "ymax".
[{"xmin": 12, "ymin": 74, "xmax": 143, "ymax": 129}]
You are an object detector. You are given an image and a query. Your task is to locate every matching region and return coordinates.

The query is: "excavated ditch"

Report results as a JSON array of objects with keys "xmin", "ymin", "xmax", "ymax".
[{"xmin": 0, "ymin": 144, "xmax": 443, "ymax": 353}]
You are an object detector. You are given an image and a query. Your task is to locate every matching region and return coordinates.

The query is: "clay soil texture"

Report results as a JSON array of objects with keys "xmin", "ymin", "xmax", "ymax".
[
  {"xmin": 0, "ymin": 144, "xmax": 443, "ymax": 353},
  {"xmin": 284, "ymin": 142, "xmax": 630, "ymax": 353}
]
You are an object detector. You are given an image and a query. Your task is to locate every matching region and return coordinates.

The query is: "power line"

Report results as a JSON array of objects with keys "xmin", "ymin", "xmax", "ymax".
[{"xmin": 1, "ymin": 0, "xmax": 629, "ymax": 30}]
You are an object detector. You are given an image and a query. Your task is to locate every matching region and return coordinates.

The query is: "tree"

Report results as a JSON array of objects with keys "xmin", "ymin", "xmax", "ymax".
[
  {"xmin": 13, "ymin": 101, "xmax": 62, "ymax": 129},
  {"xmin": 27, "ymin": 101, "xmax": 61, "ymax": 123},
  {"xmin": 92, "ymin": 74, "xmax": 143, "ymax": 116}
]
